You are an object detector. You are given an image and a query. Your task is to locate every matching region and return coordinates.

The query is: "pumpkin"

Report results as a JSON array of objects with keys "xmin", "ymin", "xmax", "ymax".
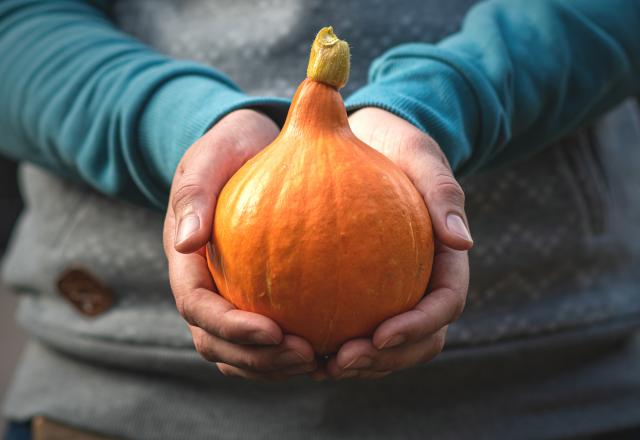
[{"xmin": 207, "ymin": 27, "xmax": 434, "ymax": 354}]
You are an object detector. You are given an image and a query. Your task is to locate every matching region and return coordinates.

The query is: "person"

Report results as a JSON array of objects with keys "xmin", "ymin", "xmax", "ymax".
[{"xmin": 1, "ymin": 0, "xmax": 639, "ymax": 438}]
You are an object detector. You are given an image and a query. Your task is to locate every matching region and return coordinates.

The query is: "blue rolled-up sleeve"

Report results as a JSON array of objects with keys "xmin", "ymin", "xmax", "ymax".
[
  {"xmin": 346, "ymin": 0, "xmax": 640, "ymax": 175},
  {"xmin": 0, "ymin": 0, "xmax": 289, "ymax": 207}
]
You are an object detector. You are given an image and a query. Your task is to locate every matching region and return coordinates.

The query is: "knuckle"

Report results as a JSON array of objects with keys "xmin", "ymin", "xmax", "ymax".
[
  {"xmin": 402, "ymin": 131, "xmax": 444, "ymax": 160},
  {"xmin": 434, "ymin": 331, "xmax": 447, "ymax": 354},
  {"xmin": 175, "ymin": 296, "xmax": 188, "ymax": 321},
  {"xmin": 399, "ymin": 128, "xmax": 430, "ymax": 149},
  {"xmin": 395, "ymin": 132, "xmax": 434, "ymax": 165},
  {"xmin": 400, "ymin": 132, "xmax": 425, "ymax": 154},
  {"xmin": 177, "ymin": 294, "xmax": 199, "ymax": 326},
  {"xmin": 172, "ymin": 181, "xmax": 205, "ymax": 213},
  {"xmin": 419, "ymin": 332, "xmax": 446, "ymax": 365},
  {"xmin": 431, "ymin": 174, "xmax": 465, "ymax": 206},
  {"xmin": 193, "ymin": 332, "xmax": 216, "ymax": 362},
  {"xmin": 447, "ymin": 287, "xmax": 467, "ymax": 323},
  {"xmin": 451, "ymin": 296, "xmax": 466, "ymax": 322},
  {"xmin": 412, "ymin": 308, "xmax": 435, "ymax": 338},
  {"xmin": 437, "ymin": 288, "xmax": 466, "ymax": 324},
  {"xmin": 213, "ymin": 310, "xmax": 241, "ymax": 341},
  {"xmin": 240, "ymin": 354, "xmax": 266, "ymax": 372},
  {"xmin": 215, "ymin": 321, "xmax": 233, "ymax": 342}
]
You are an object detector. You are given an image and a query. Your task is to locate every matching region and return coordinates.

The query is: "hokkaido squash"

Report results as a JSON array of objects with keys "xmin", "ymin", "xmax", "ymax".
[{"xmin": 207, "ymin": 27, "xmax": 434, "ymax": 354}]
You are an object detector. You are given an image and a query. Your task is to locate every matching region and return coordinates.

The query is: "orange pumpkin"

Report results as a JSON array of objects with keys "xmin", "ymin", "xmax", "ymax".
[{"xmin": 207, "ymin": 27, "xmax": 434, "ymax": 354}]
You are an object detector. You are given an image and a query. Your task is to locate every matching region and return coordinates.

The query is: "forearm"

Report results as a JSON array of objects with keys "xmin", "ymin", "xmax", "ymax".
[
  {"xmin": 346, "ymin": 0, "xmax": 640, "ymax": 175},
  {"xmin": 0, "ymin": 0, "xmax": 288, "ymax": 207}
]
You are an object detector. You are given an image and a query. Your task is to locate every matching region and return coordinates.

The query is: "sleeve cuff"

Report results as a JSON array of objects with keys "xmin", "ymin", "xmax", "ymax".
[
  {"xmin": 138, "ymin": 74, "xmax": 289, "ymax": 207},
  {"xmin": 344, "ymin": 45, "xmax": 496, "ymax": 176}
]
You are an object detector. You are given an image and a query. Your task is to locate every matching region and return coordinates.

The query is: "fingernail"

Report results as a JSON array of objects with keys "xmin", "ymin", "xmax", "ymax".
[
  {"xmin": 176, "ymin": 214, "xmax": 200, "ymax": 246},
  {"xmin": 380, "ymin": 334, "xmax": 406, "ymax": 349},
  {"xmin": 250, "ymin": 331, "xmax": 278, "ymax": 345},
  {"xmin": 344, "ymin": 356, "xmax": 373, "ymax": 370},
  {"xmin": 275, "ymin": 350, "xmax": 308, "ymax": 366},
  {"xmin": 446, "ymin": 214, "xmax": 473, "ymax": 243}
]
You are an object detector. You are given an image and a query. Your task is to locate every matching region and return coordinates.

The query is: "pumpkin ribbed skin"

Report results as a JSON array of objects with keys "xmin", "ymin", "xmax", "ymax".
[{"xmin": 207, "ymin": 78, "xmax": 434, "ymax": 354}]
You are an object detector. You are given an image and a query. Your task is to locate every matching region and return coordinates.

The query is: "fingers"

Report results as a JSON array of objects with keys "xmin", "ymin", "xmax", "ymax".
[
  {"xmin": 217, "ymin": 363, "xmax": 318, "ymax": 381},
  {"xmin": 371, "ymin": 243, "xmax": 469, "ymax": 349},
  {"xmin": 166, "ymin": 217, "xmax": 314, "ymax": 380},
  {"xmin": 181, "ymin": 288, "xmax": 283, "ymax": 345},
  {"xmin": 349, "ymin": 107, "xmax": 473, "ymax": 251},
  {"xmin": 171, "ymin": 109, "xmax": 279, "ymax": 254},
  {"xmin": 326, "ymin": 328, "xmax": 448, "ymax": 379},
  {"xmin": 192, "ymin": 328, "xmax": 316, "ymax": 373},
  {"xmin": 164, "ymin": 110, "xmax": 337, "ymax": 382},
  {"xmin": 171, "ymin": 172, "xmax": 217, "ymax": 254},
  {"xmin": 319, "ymin": 243, "xmax": 467, "ymax": 381},
  {"xmin": 167, "ymin": 233, "xmax": 283, "ymax": 345},
  {"xmin": 170, "ymin": 136, "xmax": 227, "ymax": 254},
  {"xmin": 407, "ymin": 145, "xmax": 473, "ymax": 251}
]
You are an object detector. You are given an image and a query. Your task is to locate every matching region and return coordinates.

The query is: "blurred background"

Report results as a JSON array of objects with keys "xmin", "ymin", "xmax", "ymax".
[{"xmin": 0, "ymin": 157, "xmax": 26, "ymax": 431}]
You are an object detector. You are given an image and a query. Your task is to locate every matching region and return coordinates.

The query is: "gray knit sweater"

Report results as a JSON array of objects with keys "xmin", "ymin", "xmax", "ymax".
[{"xmin": 3, "ymin": 1, "xmax": 640, "ymax": 439}]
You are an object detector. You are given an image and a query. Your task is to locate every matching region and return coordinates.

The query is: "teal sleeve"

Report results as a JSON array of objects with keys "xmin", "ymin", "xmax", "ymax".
[
  {"xmin": 345, "ymin": 0, "xmax": 640, "ymax": 175},
  {"xmin": 0, "ymin": 0, "xmax": 289, "ymax": 208}
]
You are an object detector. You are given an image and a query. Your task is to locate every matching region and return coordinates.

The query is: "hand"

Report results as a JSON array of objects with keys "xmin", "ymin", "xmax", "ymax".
[
  {"xmin": 163, "ymin": 109, "xmax": 317, "ymax": 380},
  {"xmin": 318, "ymin": 107, "xmax": 472, "ymax": 380}
]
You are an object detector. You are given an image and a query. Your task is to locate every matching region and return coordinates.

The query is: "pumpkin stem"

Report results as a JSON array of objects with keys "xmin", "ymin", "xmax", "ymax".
[{"xmin": 307, "ymin": 27, "xmax": 350, "ymax": 89}]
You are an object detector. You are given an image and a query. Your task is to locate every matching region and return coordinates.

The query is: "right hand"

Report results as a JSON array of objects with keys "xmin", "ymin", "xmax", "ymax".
[
  {"xmin": 311, "ymin": 108, "xmax": 472, "ymax": 381},
  {"xmin": 163, "ymin": 109, "xmax": 317, "ymax": 381}
]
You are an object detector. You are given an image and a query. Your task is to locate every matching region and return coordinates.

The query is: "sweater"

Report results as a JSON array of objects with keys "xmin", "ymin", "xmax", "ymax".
[
  {"xmin": 2, "ymin": 0, "xmax": 640, "ymax": 439},
  {"xmin": 0, "ymin": 0, "xmax": 638, "ymax": 207}
]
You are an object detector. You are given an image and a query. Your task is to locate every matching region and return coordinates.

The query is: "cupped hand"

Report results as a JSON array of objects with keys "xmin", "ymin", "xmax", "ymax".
[
  {"xmin": 318, "ymin": 107, "xmax": 473, "ymax": 380},
  {"xmin": 163, "ymin": 109, "xmax": 317, "ymax": 380}
]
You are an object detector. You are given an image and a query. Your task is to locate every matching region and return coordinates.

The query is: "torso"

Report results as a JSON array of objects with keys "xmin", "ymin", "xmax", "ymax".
[
  {"xmin": 4, "ymin": 0, "xmax": 640, "ymax": 358},
  {"xmin": 4, "ymin": 2, "xmax": 640, "ymax": 438}
]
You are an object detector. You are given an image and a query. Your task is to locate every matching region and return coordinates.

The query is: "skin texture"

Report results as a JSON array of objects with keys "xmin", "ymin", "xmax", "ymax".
[
  {"xmin": 208, "ymin": 80, "xmax": 434, "ymax": 354},
  {"xmin": 163, "ymin": 107, "xmax": 472, "ymax": 381}
]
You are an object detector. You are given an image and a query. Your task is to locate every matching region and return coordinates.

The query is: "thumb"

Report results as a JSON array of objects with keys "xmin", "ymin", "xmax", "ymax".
[
  {"xmin": 170, "ymin": 110, "xmax": 280, "ymax": 254},
  {"xmin": 412, "ymin": 159, "xmax": 473, "ymax": 251},
  {"xmin": 171, "ymin": 160, "xmax": 219, "ymax": 254}
]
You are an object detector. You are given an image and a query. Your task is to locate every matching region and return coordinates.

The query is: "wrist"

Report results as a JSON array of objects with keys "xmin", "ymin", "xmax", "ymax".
[{"xmin": 138, "ymin": 74, "xmax": 289, "ymax": 207}]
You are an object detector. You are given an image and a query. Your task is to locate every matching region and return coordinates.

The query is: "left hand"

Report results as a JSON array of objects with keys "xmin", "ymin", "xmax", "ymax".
[
  {"xmin": 164, "ymin": 109, "xmax": 317, "ymax": 381},
  {"xmin": 315, "ymin": 107, "xmax": 473, "ymax": 380}
]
